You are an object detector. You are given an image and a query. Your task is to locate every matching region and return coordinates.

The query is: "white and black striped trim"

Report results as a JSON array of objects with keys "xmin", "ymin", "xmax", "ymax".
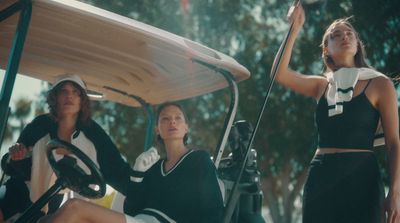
[{"xmin": 161, "ymin": 150, "xmax": 194, "ymax": 176}]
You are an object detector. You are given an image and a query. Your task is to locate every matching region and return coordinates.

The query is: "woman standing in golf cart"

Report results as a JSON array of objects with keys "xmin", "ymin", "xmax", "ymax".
[
  {"xmin": 273, "ymin": 2, "xmax": 400, "ymax": 223},
  {"xmin": 38, "ymin": 102, "xmax": 224, "ymax": 223},
  {"xmin": 1, "ymin": 74, "xmax": 131, "ymax": 221}
]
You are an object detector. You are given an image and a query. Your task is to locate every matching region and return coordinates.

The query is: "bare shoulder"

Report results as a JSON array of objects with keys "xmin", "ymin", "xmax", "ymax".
[
  {"xmin": 371, "ymin": 76, "xmax": 395, "ymax": 93},
  {"xmin": 369, "ymin": 76, "xmax": 397, "ymax": 108}
]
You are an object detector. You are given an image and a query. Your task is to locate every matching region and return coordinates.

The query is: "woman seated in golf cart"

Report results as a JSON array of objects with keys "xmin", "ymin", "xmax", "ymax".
[
  {"xmin": 39, "ymin": 102, "xmax": 224, "ymax": 223},
  {"xmin": 0, "ymin": 74, "xmax": 131, "ymax": 221}
]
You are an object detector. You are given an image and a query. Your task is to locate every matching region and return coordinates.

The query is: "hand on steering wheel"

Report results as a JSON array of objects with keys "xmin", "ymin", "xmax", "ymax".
[{"xmin": 46, "ymin": 139, "xmax": 106, "ymax": 199}]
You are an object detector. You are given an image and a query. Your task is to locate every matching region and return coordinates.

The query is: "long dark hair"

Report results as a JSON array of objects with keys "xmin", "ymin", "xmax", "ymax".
[
  {"xmin": 46, "ymin": 81, "xmax": 91, "ymax": 126},
  {"xmin": 155, "ymin": 102, "xmax": 189, "ymax": 145},
  {"xmin": 320, "ymin": 17, "xmax": 370, "ymax": 73}
]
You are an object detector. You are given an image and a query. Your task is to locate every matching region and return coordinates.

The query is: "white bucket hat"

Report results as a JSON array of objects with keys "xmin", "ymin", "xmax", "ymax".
[{"xmin": 52, "ymin": 74, "xmax": 87, "ymax": 92}]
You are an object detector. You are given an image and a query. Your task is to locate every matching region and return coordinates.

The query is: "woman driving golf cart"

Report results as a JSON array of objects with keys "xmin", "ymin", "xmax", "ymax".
[{"xmin": 0, "ymin": 74, "xmax": 131, "ymax": 221}]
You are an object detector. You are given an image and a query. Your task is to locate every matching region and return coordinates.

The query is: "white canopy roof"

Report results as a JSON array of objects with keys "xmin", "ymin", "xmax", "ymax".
[{"xmin": 0, "ymin": 0, "xmax": 250, "ymax": 106}]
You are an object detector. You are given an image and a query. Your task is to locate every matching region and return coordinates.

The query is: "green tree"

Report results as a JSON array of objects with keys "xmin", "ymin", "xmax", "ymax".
[{"xmin": 3, "ymin": 98, "xmax": 32, "ymax": 143}]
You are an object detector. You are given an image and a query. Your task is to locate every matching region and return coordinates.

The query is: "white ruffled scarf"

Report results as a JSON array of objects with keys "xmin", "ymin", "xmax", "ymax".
[{"xmin": 325, "ymin": 67, "xmax": 386, "ymax": 146}]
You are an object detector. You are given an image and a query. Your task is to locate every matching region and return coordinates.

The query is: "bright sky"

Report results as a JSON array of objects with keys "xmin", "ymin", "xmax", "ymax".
[
  {"xmin": 12, "ymin": 75, "xmax": 43, "ymax": 102},
  {"xmin": 0, "ymin": 73, "xmax": 43, "ymax": 156},
  {"xmin": 1, "ymin": 72, "xmax": 43, "ymax": 106}
]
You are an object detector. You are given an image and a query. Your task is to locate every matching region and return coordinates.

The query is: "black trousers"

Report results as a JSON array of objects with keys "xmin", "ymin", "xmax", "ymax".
[{"xmin": 302, "ymin": 152, "xmax": 384, "ymax": 223}]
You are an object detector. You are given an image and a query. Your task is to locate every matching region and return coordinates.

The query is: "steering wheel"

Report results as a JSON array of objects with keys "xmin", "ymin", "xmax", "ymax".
[{"xmin": 46, "ymin": 139, "xmax": 106, "ymax": 199}]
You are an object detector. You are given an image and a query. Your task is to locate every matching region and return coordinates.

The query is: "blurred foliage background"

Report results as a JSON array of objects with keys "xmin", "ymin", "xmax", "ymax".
[{"xmin": 3, "ymin": 0, "xmax": 399, "ymax": 222}]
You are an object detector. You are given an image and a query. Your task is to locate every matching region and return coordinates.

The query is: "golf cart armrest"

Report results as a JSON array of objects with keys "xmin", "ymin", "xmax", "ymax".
[{"xmin": 2, "ymin": 153, "xmax": 32, "ymax": 180}]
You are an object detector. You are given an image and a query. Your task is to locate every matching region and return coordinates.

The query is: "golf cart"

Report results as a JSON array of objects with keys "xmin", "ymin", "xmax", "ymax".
[{"xmin": 0, "ymin": 0, "xmax": 264, "ymax": 222}]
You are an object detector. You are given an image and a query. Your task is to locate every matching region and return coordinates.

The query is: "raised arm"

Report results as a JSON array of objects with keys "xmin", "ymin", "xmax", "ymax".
[{"xmin": 272, "ymin": 2, "xmax": 327, "ymax": 99}]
